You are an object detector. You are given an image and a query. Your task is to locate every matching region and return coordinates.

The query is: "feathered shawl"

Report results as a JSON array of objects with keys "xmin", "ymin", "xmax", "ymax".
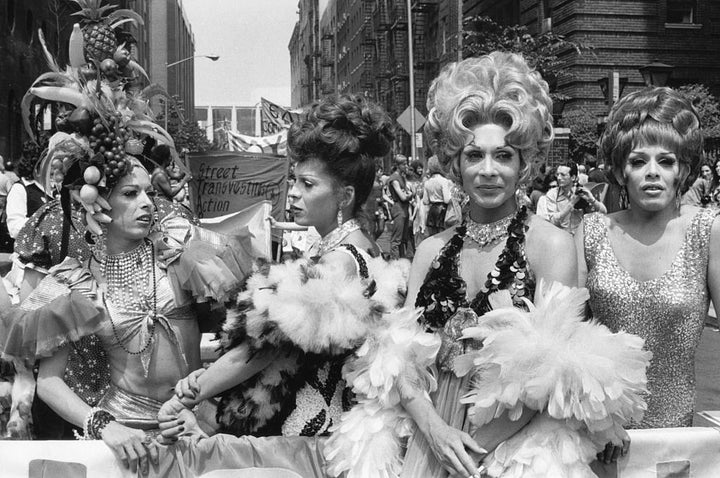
[
  {"xmin": 215, "ymin": 254, "xmax": 411, "ymax": 437},
  {"xmin": 454, "ymin": 280, "xmax": 651, "ymax": 477},
  {"xmin": 326, "ymin": 280, "xmax": 650, "ymax": 478}
]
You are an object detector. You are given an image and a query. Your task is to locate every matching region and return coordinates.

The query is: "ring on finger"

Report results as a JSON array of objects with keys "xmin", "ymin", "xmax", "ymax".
[{"xmin": 142, "ymin": 434, "xmax": 153, "ymax": 445}]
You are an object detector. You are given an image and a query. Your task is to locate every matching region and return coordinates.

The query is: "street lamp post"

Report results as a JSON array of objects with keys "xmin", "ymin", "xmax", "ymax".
[
  {"xmin": 165, "ymin": 54, "xmax": 220, "ymax": 130},
  {"xmin": 639, "ymin": 60, "xmax": 674, "ymax": 87}
]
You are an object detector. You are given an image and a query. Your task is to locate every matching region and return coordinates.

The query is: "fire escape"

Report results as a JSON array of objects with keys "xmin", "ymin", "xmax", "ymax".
[{"xmin": 320, "ymin": 32, "xmax": 335, "ymax": 95}]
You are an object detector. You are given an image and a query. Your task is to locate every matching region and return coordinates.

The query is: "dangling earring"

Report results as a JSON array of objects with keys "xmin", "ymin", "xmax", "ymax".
[
  {"xmin": 675, "ymin": 189, "xmax": 682, "ymax": 210},
  {"xmin": 620, "ymin": 185, "xmax": 629, "ymax": 210},
  {"xmin": 337, "ymin": 208, "xmax": 343, "ymax": 228}
]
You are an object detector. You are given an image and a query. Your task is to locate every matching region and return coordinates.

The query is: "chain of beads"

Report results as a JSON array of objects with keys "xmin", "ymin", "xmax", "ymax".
[{"xmin": 101, "ymin": 239, "xmax": 158, "ymax": 355}]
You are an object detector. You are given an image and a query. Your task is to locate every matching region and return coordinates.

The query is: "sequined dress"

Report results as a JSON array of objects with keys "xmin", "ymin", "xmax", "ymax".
[
  {"xmin": 584, "ymin": 209, "xmax": 717, "ymax": 428},
  {"xmin": 401, "ymin": 208, "xmax": 536, "ymax": 478}
]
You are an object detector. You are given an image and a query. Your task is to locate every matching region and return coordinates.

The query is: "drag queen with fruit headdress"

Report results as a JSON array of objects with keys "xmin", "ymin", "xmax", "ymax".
[
  {"xmin": 0, "ymin": 14, "xmax": 260, "ymax": 475},
  {"xmin": 394, "ymin": 52, "xmax": 652, "ymax": 478},
  {"xmin": 154, "ymin": 94, "xmax": 439, "ymax": 477}
]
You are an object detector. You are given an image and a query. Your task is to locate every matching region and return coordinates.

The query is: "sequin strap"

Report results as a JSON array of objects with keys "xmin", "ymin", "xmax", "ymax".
[
  {"xmin": 687, "ymin": 207, "xmax": 719, "ymax": 262},
  {"xmin": 582, "ymin": 212, "xmax": 606, "ymax": 270},
  {"xmin": 337, "ymin": 244, "xmax": 370, "ymax": 280}
]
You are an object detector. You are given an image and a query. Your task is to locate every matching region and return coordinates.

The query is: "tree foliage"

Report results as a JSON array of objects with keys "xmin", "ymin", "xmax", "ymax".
[
  {"xmin": 462, "ymin": 16, "xmax": 590, "ymax": 100},
  {"xmin": 157, "ymin": 96, "xmax": 213, "ymax": 153},
  {"xmin": 560, "ymin": 107, "xmax": 599, "ymax": 161},
  {"xmin": 677, "ymin": 84, "xmax": 720, "ymax": 139}
]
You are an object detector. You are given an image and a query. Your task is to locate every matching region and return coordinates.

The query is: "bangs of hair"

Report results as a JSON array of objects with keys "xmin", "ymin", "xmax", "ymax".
[{"xmin": 631, "ymin": 120, "xmax": 685, "ymax": 158}]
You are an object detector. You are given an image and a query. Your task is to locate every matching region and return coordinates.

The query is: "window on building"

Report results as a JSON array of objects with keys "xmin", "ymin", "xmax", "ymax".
[
  {"xmin": 539, "ymin": 0, "xmax": 552, "ymax": 31},
  {"xmin": 667, "ymin": 0, "xmax": 697, "ymax": 23}
]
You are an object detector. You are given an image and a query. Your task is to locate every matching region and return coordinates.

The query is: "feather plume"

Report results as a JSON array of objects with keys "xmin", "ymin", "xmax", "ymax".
[
  {"xmin": 455, "ymin": 280, "xmax": 650, "ymax": 475},
  {"xmin": 324, "ymin": 307, "xmax": 440, "ymax": 477}
]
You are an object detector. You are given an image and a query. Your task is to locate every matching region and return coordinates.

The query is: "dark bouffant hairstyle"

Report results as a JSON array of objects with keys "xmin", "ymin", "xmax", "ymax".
[
  {"xmin": 599, "ymin": 86, "xmax": 704, "ymax": 194},
  {"xmin": 287, "ymin": 94, "xmax": 395, "ymax": 213}
]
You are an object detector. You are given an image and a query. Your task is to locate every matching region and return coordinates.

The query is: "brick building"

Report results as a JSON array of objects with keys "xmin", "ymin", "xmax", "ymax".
[
  {"xmin": 291, "ymin": 0, "xmax": 720, "ymax": 160},
  {"xmin": 289, "ymin": 0, "xmax": 320, "ymax": 108},
  {"xmin": 300, "ymin": 0, "xmax": 465, "ymax": 156},
  {"xmin": 466, "ymin": 0, "xmax": 720, "ymax": 117}
]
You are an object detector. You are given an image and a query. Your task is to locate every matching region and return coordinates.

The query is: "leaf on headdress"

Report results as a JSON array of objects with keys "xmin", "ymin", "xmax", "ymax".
[{"xmin": 38, "ymin": 28, "xmax": 60, "ymax": 73}]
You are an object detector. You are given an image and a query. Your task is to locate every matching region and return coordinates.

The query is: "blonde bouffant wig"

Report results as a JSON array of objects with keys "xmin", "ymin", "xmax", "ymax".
[{"xmin": 424, "ymin": 52, "xmax": 554, "ymax": 185}]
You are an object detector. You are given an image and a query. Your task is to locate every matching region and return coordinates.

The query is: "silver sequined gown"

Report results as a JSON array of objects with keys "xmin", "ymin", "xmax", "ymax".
[{"xmin": 584, "ymin": 209, "xmax": 717, "ymax": 428}]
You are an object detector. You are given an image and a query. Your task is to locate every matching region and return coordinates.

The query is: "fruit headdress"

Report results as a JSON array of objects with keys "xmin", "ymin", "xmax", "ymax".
[{"xmin": 21, "ymin": 1, "xmax": 185, "ymax": 237}]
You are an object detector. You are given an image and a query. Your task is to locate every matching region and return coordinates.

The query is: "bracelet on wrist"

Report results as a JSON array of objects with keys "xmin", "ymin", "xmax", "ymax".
[{"xmin": 74, "ymin": 407, "xmax": 117, "ymax": 440}]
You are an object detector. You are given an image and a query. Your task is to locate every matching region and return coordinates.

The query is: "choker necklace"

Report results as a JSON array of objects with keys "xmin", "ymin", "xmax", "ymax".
[
  {"xmin": 465, "ymin": 211, "xmax": 516, "ymax": 249},
  {"xmin": 314, "ymin": 218, "xmax": 361, "ymax": 256}
]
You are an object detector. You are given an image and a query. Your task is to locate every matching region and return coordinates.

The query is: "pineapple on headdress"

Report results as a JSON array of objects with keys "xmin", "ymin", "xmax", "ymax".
[{"xmin": 71, "ymin": 0, "xmax": 143, "ymax": 63}]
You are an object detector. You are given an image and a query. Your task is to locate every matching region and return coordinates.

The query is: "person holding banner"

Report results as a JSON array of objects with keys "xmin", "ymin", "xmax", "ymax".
[{"xmin": 154, "ymin": 94, "xmax": 439, "ymax": 477}]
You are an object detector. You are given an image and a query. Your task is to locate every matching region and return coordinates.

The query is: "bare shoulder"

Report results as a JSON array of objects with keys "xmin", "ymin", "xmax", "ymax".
[
  {"xmin": 416, "ymin": 227, "xmax": 455, "ymax": 260},
  {"xmin": 526, "ymin": 214, "xmax": 574, "ymax": 252}
]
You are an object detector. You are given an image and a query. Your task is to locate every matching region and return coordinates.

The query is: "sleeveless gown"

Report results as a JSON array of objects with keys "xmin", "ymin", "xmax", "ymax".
[
  {"xmin": 401, "ymin": 209, "xmax": 535, "ymax": 477},
  {"xmin": 584, "ymin": 209, "xmax": 717, "ymax": 428}
]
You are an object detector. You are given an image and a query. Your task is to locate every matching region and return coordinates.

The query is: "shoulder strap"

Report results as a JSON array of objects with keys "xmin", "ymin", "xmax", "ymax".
[
  {"xmin": 582, "ymin": 212, "xmax": 605, "ymax": 268},
  {"xmin": 338, "ymin": 244, "xmax": 370, "ymax": 279}
]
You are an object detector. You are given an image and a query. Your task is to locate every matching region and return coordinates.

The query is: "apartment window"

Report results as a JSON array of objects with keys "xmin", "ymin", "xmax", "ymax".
[{"xmin": 667, "ymin": 0, "xmax": 697, "ymax": 23}]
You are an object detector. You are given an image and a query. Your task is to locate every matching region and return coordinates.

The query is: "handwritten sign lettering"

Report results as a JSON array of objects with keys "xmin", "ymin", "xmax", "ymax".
[{"xmin": 188, "ymin": 151, "xmax": 288, "ymax": 219}]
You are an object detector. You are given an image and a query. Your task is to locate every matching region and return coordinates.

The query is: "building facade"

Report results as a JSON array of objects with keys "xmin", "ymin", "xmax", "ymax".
[
  {"xmin": 466, "ymin": 0, "xmax": 720, "ymax": 117},
  {"xmin": 289, "ymin": 0, "xmax": 320, "ymax": 108},
  {"xmin": 293, "ymin": 0, "xmax": 464, "ymax": 156},
  {"xmin": 148, "ymin": 0, "xmax": 195, "ymax": 121},
  {"xmin": 291, "ymin": 0, "xmax": 720, "ymax": 158}
]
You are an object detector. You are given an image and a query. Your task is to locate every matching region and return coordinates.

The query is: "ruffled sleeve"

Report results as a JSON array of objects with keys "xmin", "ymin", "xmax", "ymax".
[
  {"xmin": 152, "ymin": 214, "xmax": 258, "ymax": 303},
  {"xmin": 0, "ymin": 258, "xmax": 104, "ymax": 364}
]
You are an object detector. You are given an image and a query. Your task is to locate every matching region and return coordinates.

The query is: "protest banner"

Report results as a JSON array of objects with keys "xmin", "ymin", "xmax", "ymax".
[
  {"xmin": 187, "ymin": 151, "xmax": 288, "ymax": 221},
  {"xmin": 260, "ymin": 97, "xmax": 301, "ymax": 136},
  {"xmin": 227, "ymin": 130, "xmax": 287, "ymax": 156}
]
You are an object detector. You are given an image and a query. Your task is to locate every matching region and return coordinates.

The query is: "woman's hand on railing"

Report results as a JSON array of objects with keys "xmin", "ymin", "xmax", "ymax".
[{"xmin": 101, "ymin": 421, "xmax": 159, "ymax": 476}]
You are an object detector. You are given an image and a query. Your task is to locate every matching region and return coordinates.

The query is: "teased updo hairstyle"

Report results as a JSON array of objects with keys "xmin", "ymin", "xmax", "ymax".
[
  {"xmin": 425, "ymin": 52, "xmax": 554, "ymax": 185},
  {"xmin": 599, "ymin": 87, "xmax": 704, "ymax": 194},
  {"xmin": 287, "ymin": 94, "xmax": 395, "ymax": 214}
]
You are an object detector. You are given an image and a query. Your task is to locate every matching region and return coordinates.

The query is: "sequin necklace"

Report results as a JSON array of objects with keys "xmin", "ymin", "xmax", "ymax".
[
  {"xmin": 100, "ymin": 239, "xmax": 157, "ymax": 355},
  {"xmin": 314, "ymin": 218, "xmax": 361, "ymax": 257},
  {"xmin": 465, "ymin": 210, "xmax": 516, "ymax": 249}
]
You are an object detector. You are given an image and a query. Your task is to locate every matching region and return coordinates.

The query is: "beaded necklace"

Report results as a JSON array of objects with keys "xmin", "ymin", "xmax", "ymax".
[
  {"xmin": 313, "ymin": 218, "xmax": 361, "ymax": 257},
  {"xmin": 416, "ymin": 206, "xmax": 531, "ymax": 331},
  {"xmin": 100, "ymin": 239, "xmax": 158, "ymax": 355}
]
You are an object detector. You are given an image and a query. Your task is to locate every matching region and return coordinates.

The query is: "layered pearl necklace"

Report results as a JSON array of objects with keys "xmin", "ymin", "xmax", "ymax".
[
  {"xmin": 100, "ymin": 239, "xmax": 158, "ymax": 355},
  {"xmin": 464, "ymin": 211, "xmax": 516, "ymax": 249},
  {"xmin": 313, "ymin": 218, "xmax": 361, "ymax": 257}
]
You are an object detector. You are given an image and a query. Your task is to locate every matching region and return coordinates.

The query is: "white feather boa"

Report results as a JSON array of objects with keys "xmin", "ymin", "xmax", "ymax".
[
  {"xmin": 454, "ymin": 280, "xmax": 652, "ymax": 477},
  {"xmin": 324, "ymin": 307, "xmax": 441, "ymax": 478},
  {"xmin": 238, "ymin": 255, "xmax": 410, "ymax": 354}
]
